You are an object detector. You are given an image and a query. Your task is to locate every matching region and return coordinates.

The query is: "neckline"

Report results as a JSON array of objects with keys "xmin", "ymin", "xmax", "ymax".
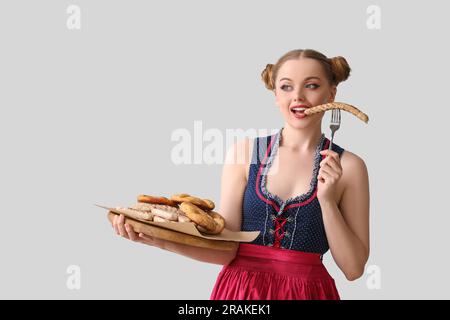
[{"xmin": 260, "ymin": 127, "xmax": 326, "ymax": 206}]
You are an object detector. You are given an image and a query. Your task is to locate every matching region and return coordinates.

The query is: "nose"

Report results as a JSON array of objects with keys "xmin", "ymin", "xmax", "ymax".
[{"xmin": 293, "ymin": 87, "xmax": 305, "ymax": 101}]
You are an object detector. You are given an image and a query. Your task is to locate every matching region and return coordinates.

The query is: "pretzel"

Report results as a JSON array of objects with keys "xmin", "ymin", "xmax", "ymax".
[
  {"xmin": 196, "ymin": 211, "xmax": 225, "ymax": 235},
  {"xmin": 131, "ymin": 203, "xmax": 182, "ymax": 221},
  {"xmin": 177, "ymin": 213, "xmax": 192, "ymax": 223},
  {"xmin": 137, "ymin": 195, "xmax": 178, "ymax": 207},
  {"xmin": 171, "ymin": 194, "xmax": 215, "ymax": 211},
  {"xmin": 303, "ymin": 102, "xmax": 369, "ymax": 123},
  {"xmin": 129, "ymin": 202, "xmax": 157, "ymax": 212},
  {"xmin": 115, "ymin": 207, "xmax": 154, "ymax": 221},
  {"xmin": 153, "ymin": 216, "xmax": 174, "ymax": 223},
  {"xmin": 179, "ymin": 202, "xmax": 217, "ymax": 233},
  {"xmin": 150, "ymin": 204, "xmax": 181, "ymax": 221}
]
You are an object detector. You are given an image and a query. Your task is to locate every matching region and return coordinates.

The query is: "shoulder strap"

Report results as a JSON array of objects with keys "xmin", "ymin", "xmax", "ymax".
[
  {"xmin": 252, "ymin": 134, "xmax": 272, "ymax": 167},
  {"xmin": 330, "ymin": 140, "xmax": 345, "ymax": 158}
]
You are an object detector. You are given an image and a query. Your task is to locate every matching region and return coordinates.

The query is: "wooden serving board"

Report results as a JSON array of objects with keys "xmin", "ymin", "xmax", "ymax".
[{"xmin": 108, "ymin": 212, "xmax": 238, "ymax": 251}]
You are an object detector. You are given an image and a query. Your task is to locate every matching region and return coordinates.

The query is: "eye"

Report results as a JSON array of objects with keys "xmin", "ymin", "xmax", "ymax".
[
  {"xmin": 280, "ymin": 84, "xmax": 292, "ymax": 91},
  {"xmin": 306, "ymin": 83, "xmax": 320, "ymax": 89}
]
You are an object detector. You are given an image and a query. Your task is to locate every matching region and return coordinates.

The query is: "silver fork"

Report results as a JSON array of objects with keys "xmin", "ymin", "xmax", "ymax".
[{"xmin": 329, "ymin": 109, "xmax": 341, "ymax": 150}]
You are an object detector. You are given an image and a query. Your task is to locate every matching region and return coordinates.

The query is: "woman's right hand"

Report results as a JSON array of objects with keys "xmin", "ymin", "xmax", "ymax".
[{"xmin": 112, "ymin": 214, "xmax": 165, "ymax": 249}]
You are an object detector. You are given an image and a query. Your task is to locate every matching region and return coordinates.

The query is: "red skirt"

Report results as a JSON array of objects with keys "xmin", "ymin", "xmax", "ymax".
[{"xmin": 210, "ymin": 243, "xmax": 340, "ymax": 300}]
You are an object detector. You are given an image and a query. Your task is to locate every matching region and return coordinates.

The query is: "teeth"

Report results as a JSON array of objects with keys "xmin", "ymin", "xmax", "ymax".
[{"xmin": 292, "ymin": 107, "xmax": 306, "ymax": 111}]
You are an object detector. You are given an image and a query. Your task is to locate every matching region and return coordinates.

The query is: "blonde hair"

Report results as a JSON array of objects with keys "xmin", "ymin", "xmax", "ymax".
[{"xmin": 261, "ymin": 49, "xmax": 351, "ymax": 90}]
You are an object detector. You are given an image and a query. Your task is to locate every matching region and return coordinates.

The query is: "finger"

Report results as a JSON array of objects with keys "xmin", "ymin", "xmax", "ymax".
[
  {"xmin": 327, "ymin": 153, "xmax": 342, "ymax": 169},
  {"xmin": 320, "ymin": 154, "xmax": 342, "ymax": 174},
  {"xmin": 138, "ymin": 233, "xmax": 152, "ymax": 241},
  {"xmin": 319, "ymin": 164, "xmax": 332, "ymax": 175},
  {"xmin": 320, "ymin": 150, "xmax": 340, "ymax": 162},
  {"xmin": 138, "ymin": 233, "xmax": 164, "ymax": 248},
  {"xmin": 117, "ymin": 214, "xmax": 129, "ymax": 238},
  {"xmin": 326, "ymin": 152, "xmax": 340, "ymax": 164},
  {"xmin": 125, "ymin": 224, "xmax": 138, "ymax": 241},
  {"xmin": 318, "ymin": 166, "xmax": 329, "ymax": 181},
  {"xmin": 321, "ymin": 158, "xmax": 342, "ymax": 176},
  {"xmin": 320, "ymin": 165, "xmax": 340, "ymax": 181},
  {"xmin": 137, "ymin": 232, "xmax": 156, "ymax": 244},
  {"xmin": 320, "ymin": 152, "xmax": 340, "ymax": 166},
  {"xmin": 319, "ymin": 155, "xmax": 335, "ymax": 168},
  {"xmin": 320, "ymin": 149, "xmax": 338, "ymax": 157},
  {"xmin": 318, "ymin": 169, "xmax": 333, "ymax": 184},
  {"xmin": 113, "ymin": 215, "xmax": 120, "ymax": 235},
  {"xmin": 317, "ymin": 171, "xmax": 325, "ymax": 183},
  {"xmin": 319, "ymin": 157, "xmax": 342, "ymax": 173}
]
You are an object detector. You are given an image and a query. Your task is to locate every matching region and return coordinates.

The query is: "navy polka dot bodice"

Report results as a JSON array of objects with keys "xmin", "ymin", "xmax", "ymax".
[{"xmin": 241, "ymin": 127, "xmax": 345, "ymax": 255}]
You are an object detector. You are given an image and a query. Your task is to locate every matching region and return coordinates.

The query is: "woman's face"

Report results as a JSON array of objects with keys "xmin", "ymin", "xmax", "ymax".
[{"xmin": 274, "ymin": 58, "xmax": 336, "ymax": 129}]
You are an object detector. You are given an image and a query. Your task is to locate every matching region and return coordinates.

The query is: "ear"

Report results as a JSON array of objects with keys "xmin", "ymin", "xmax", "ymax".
[{"xmin": 328, "ymin": 86, "xmax": 337, "ymax": 102}]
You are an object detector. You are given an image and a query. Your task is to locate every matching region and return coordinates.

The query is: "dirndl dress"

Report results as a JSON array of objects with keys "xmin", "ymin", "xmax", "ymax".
[
  {"xmin": 210, "ymin": 128, "xmax": 345, "ymax": 300},
  {"xmin": 210, "ymin": 243, "xmax": 340, "ymax": 300}
]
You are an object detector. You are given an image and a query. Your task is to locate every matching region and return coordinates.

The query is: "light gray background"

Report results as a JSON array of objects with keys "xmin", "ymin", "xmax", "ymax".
[{"xmin": 1, "ymin": 0, "xmax": 448, "ymax": 299}]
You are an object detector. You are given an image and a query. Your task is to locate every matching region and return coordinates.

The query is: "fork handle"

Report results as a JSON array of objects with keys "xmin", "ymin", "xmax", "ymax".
[{"xmin": 328, "ymin": 133, "xmax": 334, "ymax": 151}]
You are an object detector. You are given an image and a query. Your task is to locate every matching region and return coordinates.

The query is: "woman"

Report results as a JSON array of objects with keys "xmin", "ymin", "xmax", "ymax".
[{"xmin": 112, "ymin": 48, "xmax": 370, "ymax": 300}]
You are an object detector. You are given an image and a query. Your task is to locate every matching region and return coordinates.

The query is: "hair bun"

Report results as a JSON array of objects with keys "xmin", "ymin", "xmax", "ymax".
[
  {"xmin": 329, "ymin": 56, "xmax": 351, "ymax": 85},
  {"xmin": 261, "ymin": 63, "xmax": 275, "ymax": 90}
]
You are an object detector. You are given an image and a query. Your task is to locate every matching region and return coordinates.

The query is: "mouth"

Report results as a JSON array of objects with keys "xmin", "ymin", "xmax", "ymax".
[{"xmin": 290, "ymin": 104, "xmax": 310, "ymax": 118}]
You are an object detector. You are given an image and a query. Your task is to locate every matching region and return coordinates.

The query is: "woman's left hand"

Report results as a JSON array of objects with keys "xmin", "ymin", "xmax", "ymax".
[{"xmin": 317, "ymin": 150, "xmax": 343, "ymax": 204}]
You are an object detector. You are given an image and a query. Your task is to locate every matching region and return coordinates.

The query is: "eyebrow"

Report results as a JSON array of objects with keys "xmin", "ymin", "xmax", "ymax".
[{"xmin": 279, "ymin": 76, "xmax": 321, "ymax": 82}]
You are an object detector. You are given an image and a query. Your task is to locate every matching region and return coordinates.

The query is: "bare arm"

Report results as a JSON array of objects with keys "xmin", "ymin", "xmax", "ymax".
[
  {"xmin": 320, "ymin": 151, "xmax": 370, "ymax": 280},
  {"xmin": 112, "ymin": 139, "xmax": 249, "ymax": 266},
  {"xmin": 161, "ymin": 239, "xmax": 238, "ymax": 265}
]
